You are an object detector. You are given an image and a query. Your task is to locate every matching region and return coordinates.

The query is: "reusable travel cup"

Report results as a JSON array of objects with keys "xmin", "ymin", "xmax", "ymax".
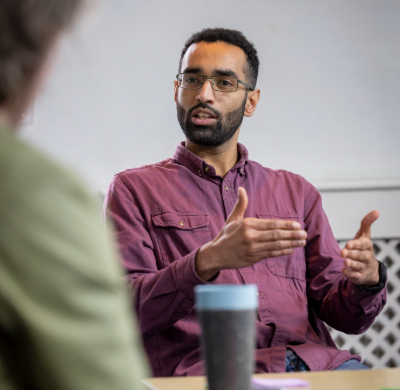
[{"xmin": 195, "ymin": 284, "xmax": 258, "ymax": 390}]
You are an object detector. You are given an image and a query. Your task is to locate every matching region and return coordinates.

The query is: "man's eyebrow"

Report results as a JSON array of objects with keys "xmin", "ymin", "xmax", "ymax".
[
  {"xmin": 181, "ymin": 67, "xmax": 203, "ymax": 74},
  {"xmin": 181, "ymin": 67, "xmax": 239, "ymax": 79},
  {"xmin": 212, "ymin": 68, "xmax": 239, "ymax": 79}
]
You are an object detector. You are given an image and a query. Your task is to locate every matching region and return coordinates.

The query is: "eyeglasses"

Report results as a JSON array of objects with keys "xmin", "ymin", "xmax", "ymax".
[{"xmin": 176, "ymin": 73, "xmax": 254, "ymax": 93}]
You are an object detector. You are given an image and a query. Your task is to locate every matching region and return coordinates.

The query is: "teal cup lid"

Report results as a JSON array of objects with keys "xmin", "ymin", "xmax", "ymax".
[{"xmin": 195, "ymin": 284, "xmax": 258, "ymax": 311}]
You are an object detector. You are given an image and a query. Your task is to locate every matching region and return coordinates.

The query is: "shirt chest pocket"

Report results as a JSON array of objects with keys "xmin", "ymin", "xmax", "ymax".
[
  {"xmin": 256, "ymin": 214, "xmax": 306, "ymax": 281},
  {"xmin": 151, "ymin": 211, "xmax": 212, "ymax": 267}
]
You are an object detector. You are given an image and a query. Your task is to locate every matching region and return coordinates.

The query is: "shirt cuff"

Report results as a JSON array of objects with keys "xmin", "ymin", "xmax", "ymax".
[
  {"xmin": 353, "ymin": 261, "xmax": 387, "ymax": 296},
  {"xmin": 173, "ymin": 248, "xmax": 218, "ymax": 300}
]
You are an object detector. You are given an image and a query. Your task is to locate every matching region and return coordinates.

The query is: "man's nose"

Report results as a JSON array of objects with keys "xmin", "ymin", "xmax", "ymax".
[{"xmin": 196, "ymin": 79, "xmax": 215, "ymax": 105}]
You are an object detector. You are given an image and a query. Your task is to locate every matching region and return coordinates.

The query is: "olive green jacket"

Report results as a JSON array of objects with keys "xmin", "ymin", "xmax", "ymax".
[{"xmin": 0, "ymin": 126, "xmax": 149, "ymax": 390}]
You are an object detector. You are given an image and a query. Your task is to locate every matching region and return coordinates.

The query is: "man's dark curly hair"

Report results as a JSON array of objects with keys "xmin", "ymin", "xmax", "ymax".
[{"xmin": 179, "ymin": 28, "xmax": 259, "ymax": 89}]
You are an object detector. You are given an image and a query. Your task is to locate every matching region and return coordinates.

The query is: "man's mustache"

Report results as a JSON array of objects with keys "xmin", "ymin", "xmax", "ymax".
[{"xmin": 187, "ymin": 103, "xmax": 221, "ymax": 119}]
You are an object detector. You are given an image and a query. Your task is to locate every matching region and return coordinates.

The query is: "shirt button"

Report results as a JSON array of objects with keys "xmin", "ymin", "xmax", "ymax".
[
  {"xmin": 198, "ymin": 169, "xmax": 202, "ymax": 174},
  {"xmin": 205, "ymin": 166, "xmax": 209, "ymax": 173},
  {"xmin": 240, "ymin": 168, "xmax": 244, "ymax": 174},
  {"xmin": 257, "ymin": 293, "xmax": 260, "ymax": 296},
  {"xmin": 179, "ymin": 221, "xmax": 184, "ymax": 226},
  {"xmin": 224, "ymin": 186, "xmax": 229, "ymax": 192}
]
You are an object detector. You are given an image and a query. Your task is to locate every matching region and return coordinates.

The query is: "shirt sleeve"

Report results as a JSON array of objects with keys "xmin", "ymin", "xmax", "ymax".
[
  {"xmin": 303, "ymin": 181, "xmax": 387, "ymax": 334},
  {"xmin": 0, "ymin": 150, "xmax": 149, "ymax": 390},
  {"xmin": 104, "ymin": 174, "xmax": 209, "ymax": 340}
]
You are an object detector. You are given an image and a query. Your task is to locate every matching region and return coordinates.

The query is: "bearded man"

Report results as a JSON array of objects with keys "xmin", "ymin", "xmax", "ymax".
[{"xmin": 105, "ymin": 28, "xmax": 387, "ymax": 377}]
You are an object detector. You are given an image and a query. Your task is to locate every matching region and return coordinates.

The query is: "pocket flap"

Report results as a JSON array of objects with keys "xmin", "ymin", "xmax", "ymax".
[{"xmin": 151, "ymin": 212, "xmax": 209, "ymax": 230}]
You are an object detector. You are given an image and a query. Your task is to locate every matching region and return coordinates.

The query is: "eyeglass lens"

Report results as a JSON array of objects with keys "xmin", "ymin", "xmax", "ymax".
[{"xmin": 178, "ymin": 73, "xmax": 238, "ymax": 92}]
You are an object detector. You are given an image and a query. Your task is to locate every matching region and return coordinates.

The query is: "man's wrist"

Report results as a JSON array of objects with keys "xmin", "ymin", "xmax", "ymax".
[
  {"xmin": 362, "ymin": 259, "xmax": 380, "ymax": 287},
  {"xmin": 195, "ymin": 243, "xmax": 221, "ymax": 282},
  {"xmin": 356, "ymin": 261, "xmax": 387, "ymax": 294}
]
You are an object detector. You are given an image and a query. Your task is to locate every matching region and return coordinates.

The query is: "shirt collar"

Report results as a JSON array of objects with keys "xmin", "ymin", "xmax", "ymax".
[{"xmin": 173, "ymin": 141, "xmax": 249, "ymax": 177}]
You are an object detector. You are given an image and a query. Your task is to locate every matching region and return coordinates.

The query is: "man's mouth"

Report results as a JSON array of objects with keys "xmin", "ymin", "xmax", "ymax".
[{"xmin": 191, "ymin": 109, "xmax": 218, "ymax": 126}]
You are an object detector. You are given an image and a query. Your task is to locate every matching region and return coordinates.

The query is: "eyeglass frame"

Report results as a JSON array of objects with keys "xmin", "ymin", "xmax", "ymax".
[{"xmin": 176, "ymin": 72, "xmax": 254, "ymax": 93}]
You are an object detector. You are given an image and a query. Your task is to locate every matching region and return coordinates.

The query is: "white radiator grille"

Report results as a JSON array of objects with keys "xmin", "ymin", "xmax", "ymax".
[{"xmin": 326, "ymin": 238, "xmax": 400, "ymax": 368}]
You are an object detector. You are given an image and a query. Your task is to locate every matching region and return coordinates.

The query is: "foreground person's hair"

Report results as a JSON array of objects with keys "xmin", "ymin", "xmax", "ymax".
[{"xmin": 0, "ymin": 0, "xmax": 83, "ymax": 105}]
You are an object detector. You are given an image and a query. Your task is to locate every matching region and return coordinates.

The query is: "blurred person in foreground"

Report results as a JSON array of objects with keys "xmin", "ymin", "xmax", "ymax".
[
  {"xmin": 105, "ymin": 28, "xmax": 387, "ymax": 376},
  {"xmin": 0, "ymin": 1, "xmax": 148, "ymax": 389}
]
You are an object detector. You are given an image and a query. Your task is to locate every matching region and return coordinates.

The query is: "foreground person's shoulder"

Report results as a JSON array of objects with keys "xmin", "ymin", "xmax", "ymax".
[{"xmin": 0, "ymin": 127, "xmax": 92, "ymax": 204}]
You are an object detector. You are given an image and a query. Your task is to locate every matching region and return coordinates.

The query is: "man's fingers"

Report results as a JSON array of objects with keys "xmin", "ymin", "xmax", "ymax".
[
  {"xmin": 344, "ymin": 258, "xmax": 364, "ymax": 272},
  {"xmin": 345, "ymin": 238, "xmax": 371, "ymax": 251},
  {"xmin": 341, "ymin": 248, "xmax": 369, "ymax": 261},
  {"xmin": 250, "ymin": 218, "xmax": 301, "ymax": 231},
  {"xmin": 253, "ymin": 228, "xmax": 307, "ymax": 242},
  {"xmin": 253, "ymin": 239, "xmax": 306, "ymax": 253},
  {"xmin": 342, "ymin": 267, "xmax": 363, "ymax": 283},
  {"xmin": 355, "ymin": 210, "xmax": 379, "ymax": 239},
  {"xmin": 259, "ymin": 248, "xmax": 294, "ymax": 259},
  {"xmin": 240, "ymin": 238, "xmax": 306, "ymax": 262},
  {"xmin": 226, "ymin": 187, "xmax": 248, "ymax": 224}
]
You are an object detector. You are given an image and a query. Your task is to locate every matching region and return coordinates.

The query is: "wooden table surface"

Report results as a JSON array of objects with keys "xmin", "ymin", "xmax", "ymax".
[{"xmin": 143, "ymin": 368, "xmax": 400, "ymax": 390}]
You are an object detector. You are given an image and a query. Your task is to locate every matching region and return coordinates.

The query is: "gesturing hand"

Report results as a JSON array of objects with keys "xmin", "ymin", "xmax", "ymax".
[
  {"xmin": 195, "ymin": 187, "xmax": 307, "ymax": 281},
  {"xmin": 341, "ymin": 210, "xmax": 380, "ymax": 286}
]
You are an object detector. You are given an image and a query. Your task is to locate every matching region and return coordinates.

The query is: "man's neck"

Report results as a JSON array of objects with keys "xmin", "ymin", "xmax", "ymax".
[{"xmin": 185, "ymin": 136, "xmax": 239, "ymax": 178}]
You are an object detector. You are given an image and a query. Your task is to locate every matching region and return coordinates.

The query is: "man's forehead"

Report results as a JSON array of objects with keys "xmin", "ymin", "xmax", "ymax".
[{"xmin": 181, "ymin": 41, "xmax": 247, "ymax": 77}]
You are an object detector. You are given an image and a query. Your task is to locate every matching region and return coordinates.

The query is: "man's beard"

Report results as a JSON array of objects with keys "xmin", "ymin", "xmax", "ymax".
[{"xmin": 177, "ymin": 97, "xmax": 247, "ymax": 147}]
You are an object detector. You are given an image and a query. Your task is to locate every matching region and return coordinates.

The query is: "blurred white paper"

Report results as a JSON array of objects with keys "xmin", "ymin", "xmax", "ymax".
[{"xmin": 252, "ymin": 378, "xmax": 310, "ymax": 388}]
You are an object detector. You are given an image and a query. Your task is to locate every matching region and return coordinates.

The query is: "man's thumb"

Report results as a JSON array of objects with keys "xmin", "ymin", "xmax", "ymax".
[
  {"xmin": 355, "ymin": 210, "xmax": 380, "ymax": 239},
  {"xmin": 226, "ymin": 187, "xmax": 248, "ymax": 224}
]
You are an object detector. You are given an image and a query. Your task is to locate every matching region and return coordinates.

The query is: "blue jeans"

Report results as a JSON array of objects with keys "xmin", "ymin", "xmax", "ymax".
[
  {"xmin": 286, "ymin": 349, "xmax": 370, "ymax": 372},
  {"xmin": 285, "ymin": 349, "xmax": 310, "ymax": 372},
  {"xmin": 334, "ymin": 359, "xmax": 370, "ymax": 371}
]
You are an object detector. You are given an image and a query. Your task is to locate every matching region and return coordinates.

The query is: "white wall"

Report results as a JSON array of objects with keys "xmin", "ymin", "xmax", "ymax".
[{"xmin": 21, "ymin": 0, "xmax": 400, "ymax": 239}]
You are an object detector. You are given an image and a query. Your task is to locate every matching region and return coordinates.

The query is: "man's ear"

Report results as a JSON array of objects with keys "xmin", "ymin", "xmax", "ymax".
[
  {"xmin": 174, "ymin": 80, "xmax": 179, "ymax": 108},
  {"xmin": 244, "ymin": 89, "xmax": 260, "ymax": 117}
]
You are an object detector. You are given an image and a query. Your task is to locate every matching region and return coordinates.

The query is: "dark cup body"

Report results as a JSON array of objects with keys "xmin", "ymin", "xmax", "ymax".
[{"xmin": 198, "ymin": 308, "xmax": 256, "ymax": 390}]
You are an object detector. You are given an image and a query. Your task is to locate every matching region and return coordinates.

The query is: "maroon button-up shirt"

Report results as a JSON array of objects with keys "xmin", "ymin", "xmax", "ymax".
[{"xmin": 105, "ymin": 142, "xmax": 386, "ymax": 377}]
